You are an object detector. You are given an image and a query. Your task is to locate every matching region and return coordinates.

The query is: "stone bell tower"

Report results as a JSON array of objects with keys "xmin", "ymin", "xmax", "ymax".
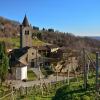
[{"xmin": 20, "ymin": 15, "xmax": 33, "ymax": 48}]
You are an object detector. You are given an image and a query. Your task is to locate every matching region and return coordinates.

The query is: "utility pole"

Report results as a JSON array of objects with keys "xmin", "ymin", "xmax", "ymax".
[{"xmin": 83, "ymin": 48, "xmax": 87, "ymax": 90}]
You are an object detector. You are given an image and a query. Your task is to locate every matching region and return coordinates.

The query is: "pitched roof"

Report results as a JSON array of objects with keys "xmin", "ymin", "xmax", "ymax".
[
  {"xmin": 11, "ymin": 60, "xmax": 26, "ymax": 67},
  {"xmin": 22, "ymin": 15, "xmax": 29, "ymax": 26},
  {"xmin": 11, "ymin": 47, "xmax": 30, "ymax": 58}
]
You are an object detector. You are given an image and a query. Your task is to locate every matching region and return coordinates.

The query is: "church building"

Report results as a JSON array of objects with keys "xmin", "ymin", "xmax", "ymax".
[
  {"xmin": 9, "ymin": 15, "xmax": 40, "ymax": 80},
  {"xmin": 9, "ymin": 15, "xmax": 59, "ymax": 80}
]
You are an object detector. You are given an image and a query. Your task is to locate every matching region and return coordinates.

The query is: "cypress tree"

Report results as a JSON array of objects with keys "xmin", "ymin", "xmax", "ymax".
[{"xmin": 0, "ymin": 42, "xmax": 9, "ymax": 84}]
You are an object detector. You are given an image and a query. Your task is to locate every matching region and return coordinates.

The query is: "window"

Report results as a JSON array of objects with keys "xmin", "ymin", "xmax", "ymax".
[{"xmin": 25, "ymin": 30, "xmax": 29, "ymax": 35}]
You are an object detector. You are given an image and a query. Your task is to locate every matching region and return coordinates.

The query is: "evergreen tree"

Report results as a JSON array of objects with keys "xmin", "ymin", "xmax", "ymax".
[{"xmin": 0, "ymin": 42, "xmax": 9, "ymax": 84}]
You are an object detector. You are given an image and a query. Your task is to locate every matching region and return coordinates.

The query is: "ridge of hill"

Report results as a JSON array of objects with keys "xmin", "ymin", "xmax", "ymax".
[
  {"xmin": 0, "ymin": 16, "xmax": 20, "ymax": 25},
  {"xmin": 0, "ymin": 16, "xmax": 100, "ymax": 52},
  {"xmin": 89, "ymin": 36, "xmax": 100, "ymax": 40},
  {"xmin": 0, "ymin": 16, "xmax": 20, "ymax": 37}
]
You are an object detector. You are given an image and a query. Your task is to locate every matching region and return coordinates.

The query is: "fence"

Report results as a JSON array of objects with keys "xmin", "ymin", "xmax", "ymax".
[{"xmin": 0, "ymin": 80, "xmax": 68, "ymax": 100}]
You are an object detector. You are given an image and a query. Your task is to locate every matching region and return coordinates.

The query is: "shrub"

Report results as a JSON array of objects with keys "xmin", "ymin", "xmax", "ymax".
[
  {"xmin": 74, "ymin": 96, "xmax": 81, "ymax": 100},
  {"xmin": 81, "ymin": 95, "xmax": 90, "ymax": 100},
  {"xmin": 72, "ymin": 94, "xmax": 81, "ymax": 100}
]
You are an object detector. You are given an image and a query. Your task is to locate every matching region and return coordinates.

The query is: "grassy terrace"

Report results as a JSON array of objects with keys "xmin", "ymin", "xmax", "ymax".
[
  {"xmin": 15, "ymin": 73, "xmax": 98, "ymax": 100},
  {"xmin": 52, "ymin": 72, "xmax": 99, "ymax": 100},
  {"xmin": 0, "ymin": 37, "xmax": 20, "ymax": 48},
  {"xmin": 0, "ymin": 37, "xmax": 45, "ymax": 48},
  {"xmin": 27, "ymin": 70, "xmax": 37, "ymax": 81},
  {"xmin": 53, "ymin": 79, "xmax": 96, "ymax": 100},
  {"xmin": 32, "ymin": 39, "xmax": 45, "ymax": 46},
  {"xmin": 0, "ymin": 73, "xmax": 98, "ymax": 100}
]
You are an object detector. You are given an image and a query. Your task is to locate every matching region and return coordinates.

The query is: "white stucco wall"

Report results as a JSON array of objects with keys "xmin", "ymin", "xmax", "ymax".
[{"xmin": 16, "ymin": 66, "xmax": 27, "ymax": 80}]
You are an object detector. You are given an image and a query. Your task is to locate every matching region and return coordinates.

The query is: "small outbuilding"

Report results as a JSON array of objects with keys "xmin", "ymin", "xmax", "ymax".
[
  {"xmin": 9, "ymin": 59, "xmax": 28, "ymax": 80},
  {"xmin": 16, "ymin": 65, "xmax": 27, "ymax": 80}
]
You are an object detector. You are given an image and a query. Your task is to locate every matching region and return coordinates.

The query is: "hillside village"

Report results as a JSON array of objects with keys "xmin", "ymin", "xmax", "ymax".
[
  {"xmin": 7, "ymin": 15, "xmax": 80, "ymax": 81},
  {"xmin": 0, "ymin": 15, "xmax": 99, "ymax": 82},
  {"xmin": 1, "ymin": 0, "xmax": 100, "ymax": 99},
  {"xmin": 0, "ymin": 15, "xmax": 100, "ymax": 100}
]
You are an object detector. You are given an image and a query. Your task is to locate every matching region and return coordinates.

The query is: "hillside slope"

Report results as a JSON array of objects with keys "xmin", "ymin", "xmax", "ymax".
[
  {"xmin": 0, "ymin": 16, "xmax": 100, "ymax": 51},
  {"xmin": 40, "ymin": 31, "xmax": 100, "ymax": 51},
  {"xmin": 0, "ymin": 16, "xmax": 20, "ymax": 37}
]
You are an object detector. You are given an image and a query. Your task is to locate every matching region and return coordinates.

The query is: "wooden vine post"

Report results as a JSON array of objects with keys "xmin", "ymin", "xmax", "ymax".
[
  {"xmin": 96, "ymin": 52, "xmax": 99, "ymax": 91},
  {"xmin": 83, "ymin": 48, "xmax": 87, "ymax": 90}
]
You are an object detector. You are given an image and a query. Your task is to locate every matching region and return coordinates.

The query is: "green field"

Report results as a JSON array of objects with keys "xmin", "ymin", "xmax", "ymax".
[
  {"xmin": 0, "ymin": 37, "xmax": 20, "ymax": 48},
  {"xmin": 0, "ymin": 37, "xmax": 45, "ymax": 49}
]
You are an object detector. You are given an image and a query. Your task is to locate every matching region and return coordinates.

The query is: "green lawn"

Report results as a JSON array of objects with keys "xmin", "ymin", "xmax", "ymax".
[
  {"xmin": 0, "ymin": 37, "xmax": 46, "ymax": 49},
  {"xmin": 0, "ymin": 37, "xmax": 20, "ymax": 48},
  {"xmin": 32, "ymin": 39, "xmax": 45, "ymax": 46},
  {"xmin": 53, "ymin": 74, "xmax": 97, "ymax": 100},
  {"xmin": 17, "ymin": 95, "xmax": 53, "ymax": 100},
  {"xmin": 27, "ymin": 70, "xmax": 37, "ymax": 81}
]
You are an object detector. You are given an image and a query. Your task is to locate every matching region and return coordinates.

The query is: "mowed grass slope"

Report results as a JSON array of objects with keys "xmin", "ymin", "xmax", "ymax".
[
  {"xmin": 0, "ymin": 37, "xmax": 20, "ymax": 48},
  {"xmin": 0, "ymin": 37, "xmax": 45, "ymax": 48}
]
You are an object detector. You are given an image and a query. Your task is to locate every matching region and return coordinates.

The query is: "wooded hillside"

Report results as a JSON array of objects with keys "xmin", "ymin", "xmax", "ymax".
[{"xmin": 0, "ymin": 16, "xmax": 100, "ymax": 51}]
